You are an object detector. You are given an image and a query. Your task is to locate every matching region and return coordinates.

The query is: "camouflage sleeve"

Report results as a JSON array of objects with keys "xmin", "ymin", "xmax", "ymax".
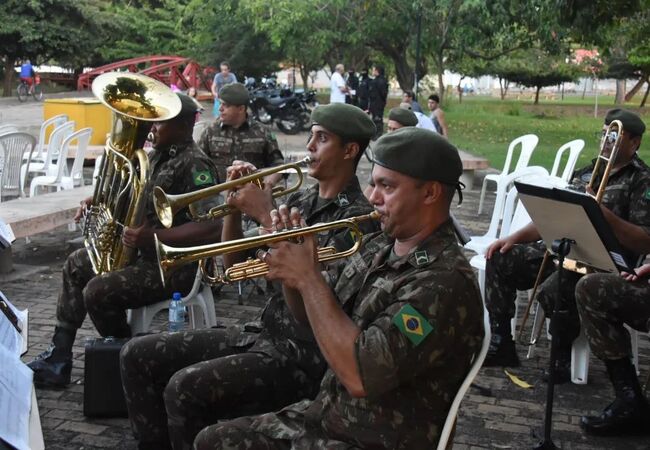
[
  {"xmin": 196, "ymin": 125, "xmax": 211, "ymax": 157},
  {"xmin": 353, "ymin": 269, "xmax": 483, "ymax": 398},
  {"xmin": 264, "ymin": 128, "xmax": 285, "ymax": 167},
  {"xmin": 174, "ymin": 154, "xmax": 220, "ymax": 221},
  {"xmin": 627, "ymin": 176, "xmax": 650, "ymax": 235}
]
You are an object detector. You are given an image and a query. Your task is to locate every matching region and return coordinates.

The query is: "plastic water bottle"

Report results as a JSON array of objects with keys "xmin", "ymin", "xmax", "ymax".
[{"xmin": 168, "ymin": 292, "xmax": 185, "ymax": 332}]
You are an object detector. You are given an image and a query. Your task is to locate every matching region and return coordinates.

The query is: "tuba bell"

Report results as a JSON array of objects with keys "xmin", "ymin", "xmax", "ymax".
[{"xmin": 83, "ymin": 72, "xmax": 181, "ymax": 274}]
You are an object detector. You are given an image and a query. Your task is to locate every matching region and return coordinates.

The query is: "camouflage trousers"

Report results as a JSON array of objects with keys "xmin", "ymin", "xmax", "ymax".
[
  {"xmin": 120, "ymin": 328, "xmax": 319, "ymax": 450},
  {"xmin": 57, "ymin": 248, "xmax": 194, "ymax": 337},
  {"xmin": 485, "ymin": 241, "xmax": 582, "ymax": 343},
  {"xmin": 576, "ymin": 273, "xmax": 650, "ymax": 360},
  {"xmin": 193, "ymin": 400, "xmax": 359, "ymax": 450}
]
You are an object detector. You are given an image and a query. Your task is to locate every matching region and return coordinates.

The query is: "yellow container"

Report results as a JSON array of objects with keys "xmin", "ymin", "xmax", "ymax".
[{"xmin": 44, "ymin": 98, "xmax": 111, "ymax": 146}]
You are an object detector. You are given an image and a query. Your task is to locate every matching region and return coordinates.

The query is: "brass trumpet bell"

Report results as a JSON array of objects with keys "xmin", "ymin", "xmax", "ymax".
[
  {"xmin": 155, "ymin": 211, "xmax": 380, "ymax": 285},
  {"xmin": 154, "ymin": 156, "xmax": 312, "ymax": 228}
]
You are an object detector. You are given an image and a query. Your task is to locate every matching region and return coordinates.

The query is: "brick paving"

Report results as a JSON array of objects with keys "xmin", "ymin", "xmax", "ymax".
[{"xmin": 2, "ymin": 97, "xmax": 649, "ymax": 449}]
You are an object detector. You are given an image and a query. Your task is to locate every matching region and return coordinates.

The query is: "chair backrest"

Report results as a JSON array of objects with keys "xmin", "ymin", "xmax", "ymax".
[
  {"xmin": 482, "ymin": 165, "xmax": 549, "ymax": 240},
  {"xmin": 66, "ymin": 128, "xmax": 93, "ymax": 186},
  {"xmin": 549, "ymin": 139, "xmax": 585, "ymax": 181},
  {"xmin": 34, "ymin": 114, "xmax": 69, "ymax": 160},
  {"xmin": 0, "ymin": 132, "xmax": 36, "ymax": 201},
  {"xmin": 436, "ymin": 303, "xmax": 491, "ymax": 450},
  {"xmin": 0, "ymin": 124, "xmax": 19, "ymax": 136},
  {"xmin": 501, "ymin": 134, "xmax": 539, "ymax": 176},
  {"xmin": 48, "ymin": 128, "xmax": 82, "ymax": 184},
  {"xmin": 42, "ymin": 121, "xmax": 75, "ymax": 172}
]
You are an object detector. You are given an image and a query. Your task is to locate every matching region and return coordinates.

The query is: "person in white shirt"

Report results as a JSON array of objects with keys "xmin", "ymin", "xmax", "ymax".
[
  {"xmin": 329, "ymin": 64, "xmax": 347, "ymax": 104},
  {"xmin": 399, "ymin": 102, "xmax": 437, "ymax": 133}
]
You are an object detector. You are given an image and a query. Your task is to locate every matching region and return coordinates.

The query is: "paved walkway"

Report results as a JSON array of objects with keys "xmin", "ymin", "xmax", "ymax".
[{"xmin": 1, "ymin": 97, "xmax": 648, "ymax": 450}]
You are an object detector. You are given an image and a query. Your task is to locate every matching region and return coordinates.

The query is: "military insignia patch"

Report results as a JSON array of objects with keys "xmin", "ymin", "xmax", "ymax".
[
  {"xmin": 414, "ymin": 250, "xmax": 429, "ymax": 266},
  {"xmin": 193, "ymin": 170, "xmax": 214, "ymax": 186},
  {"xmin": 337, "ymin": 193, "xmax": 350, "ymax": 207},
  {"xmin": 392, "ymin": 304, "xmax": 433, "ymax": 345}
]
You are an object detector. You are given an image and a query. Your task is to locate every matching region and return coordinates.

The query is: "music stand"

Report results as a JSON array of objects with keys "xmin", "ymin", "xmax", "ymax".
[{"xmin": 514, "ymin": 181, "xmax": 634, "ymax": 449}]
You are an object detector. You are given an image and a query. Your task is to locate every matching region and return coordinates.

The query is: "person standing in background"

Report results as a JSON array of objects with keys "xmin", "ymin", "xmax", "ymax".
[
  {"xmin": 330, "ymin": 63, "xmax": 348, "ymax": 104},
  {"xmin": 211, "ymin": 61, "xmax": 237, "ymax": 118},
  {"xmin": 358, "ymin": 69, "xmax": 370, "ymax": 111},
  {"xmin": 368, "ymin": 65, "xmax": 388, "ymax": 140},
  {"xmin": 428, "ymin": 94, "xmax": 449, "ymax": 138},
  {"xmin": 345, "ymin": 69, "xmax": 359, "ymax": 106}
]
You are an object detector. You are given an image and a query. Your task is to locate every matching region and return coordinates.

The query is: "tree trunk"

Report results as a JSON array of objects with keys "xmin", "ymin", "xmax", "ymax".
[
  {"xmin": 392, "ymin": 52, "xmax": 414, "ymax": 92},
  {"xmin": 499, "ymin": 78, "xmax": 509, "ymax": 100},
  {"xmin": 581, "ymin": 78, "xmax": 587, "ymax": 99},
  {"xmin": 614, "ymin": 79, "xmax": 626, "ymax": 105},
  {"xmin": 457, "ymin": 76, "xmax": 465, "ymax": 103},
  {"xmin": 534, "ymin": 86, "xmax": 541, "ymax": 105},
  {"xmin": 3, "ymin": 56, "xmax": 16, "ymax": 98},
  {"xmin": 299, "ymin": 65, "xmax": 310, "ymax": 90},
  {"xmin": 624, "ymin": 77, "xmax": 646, "ymax": 101},
  {"xmin": 641, "ymin": 80, "xmax": 650, "ymax": 108}
]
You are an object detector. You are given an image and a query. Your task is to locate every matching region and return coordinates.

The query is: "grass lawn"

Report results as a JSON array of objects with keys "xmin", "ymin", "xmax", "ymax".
[{"xmin": 442, "ymin": 95, "xmax": 649, "ymax": 172}]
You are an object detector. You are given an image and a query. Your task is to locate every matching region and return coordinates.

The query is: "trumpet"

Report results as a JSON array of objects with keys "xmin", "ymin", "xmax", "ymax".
[
  {"xmin": 155, "ymin": 211, "xmax": 380, "ymax": 285},
  {"xmin": 154, "ymin": 156, "xmax": 312, "ymax": 228}
]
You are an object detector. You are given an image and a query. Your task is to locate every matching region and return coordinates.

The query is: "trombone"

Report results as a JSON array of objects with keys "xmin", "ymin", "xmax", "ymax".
[
  {"xmin": 155, "ymin": 211, "xmax": 379, "ymax": 286},
  {"xmin": 518, "ymin": 119, "xmax": 625, "ymax": 347},
  {"xmin": 154, "ymin": 156, "xmax": 312, "ymax": 228}
]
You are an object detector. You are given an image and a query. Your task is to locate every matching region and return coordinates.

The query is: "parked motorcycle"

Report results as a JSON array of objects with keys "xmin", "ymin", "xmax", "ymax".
[
  {"xmin": 295, "ymin": 89, "xmax": 318, "ymax": 131},
  {"xmin": 248, "ymin": 82, "xmax": 305, "ymax": 135}
]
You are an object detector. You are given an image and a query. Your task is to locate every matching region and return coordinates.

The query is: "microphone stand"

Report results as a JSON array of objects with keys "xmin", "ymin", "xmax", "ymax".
[{"xmin": 533, "ymin": 238, "xmax": 574, "ymax": 450}]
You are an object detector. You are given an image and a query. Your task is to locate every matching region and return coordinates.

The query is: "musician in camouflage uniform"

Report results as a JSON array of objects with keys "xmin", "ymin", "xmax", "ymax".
[
  {"xmin": 120, "ymin": 103, "xmax": 379, "ymax": 450},
  {"xmin": 27, "ymin": 94, "xmax": 221, "ymax": 388},
  {"xmin": 574, "ymin": 266, "xmax": 650, "ymax": 435},
  {"xmin": 192, "ymin": 127, "xmax": 484, "ymax": 449},
  {"xmin": 484, "ymin": 109, "xmax": 650, "ymax": 383},
  {"xmin": 197, "ymin": 82, "xmax": 284, "ymax": 183}
]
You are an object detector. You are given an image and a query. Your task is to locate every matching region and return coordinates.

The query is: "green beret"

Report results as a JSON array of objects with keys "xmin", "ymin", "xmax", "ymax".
[
  {"xmin": 175, "ymin": 93, "xmax": 201, "ymax": 118},
  {"xmin": 605, "ymin": 108, "xmax": 645, "ymax": 136},
  {"xmin": 311, "ymin": 103, "xmax": 375, "ymax": 141},
  {"xmin": 388, "ymin": 107, "xmax": 418, "ymax": 127},
  {"xmin": 219, "ymin": 83, "xmax": 250, "ymax": 106},
  {"xmin": 372, "ymin": 127, "xmax": 462, "ymax": 185}
]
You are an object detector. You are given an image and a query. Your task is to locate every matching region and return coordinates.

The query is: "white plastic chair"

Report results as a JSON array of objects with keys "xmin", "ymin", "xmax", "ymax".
[
  {"xmin": 465, "ymin": 166, "xmax": 548, "ymax": 257},
  {"xmin": 21, "ymin": 114, "xmax": 69, "ymax": 163},
  {"xmin": 127, "ymin": 268, "xmax": 217, "ymax": 335},
  {"xmin": 437, "ymin": 302, "xmax": 490, "ymax": 450},
  {"xmin": 29, "ymin": 128, "xmax": 92, "ymax": 196},
  {"xmin": 0, "ymin": 132, "xmax": 36, "ymax": 201},
  {"xmin": 0, "ymin": 124, "xmax": 19, "ymax": 135},
  {"xmin": 478, "ymin": 134, "xmax": 539, "ymax": 215},
  {"xmin": 549, "ymin": 139, "xmax": 585, "ymax": 182},
  {"xmin": 20, "ymin": 121, "xmax": 75, "ymax": 192}
]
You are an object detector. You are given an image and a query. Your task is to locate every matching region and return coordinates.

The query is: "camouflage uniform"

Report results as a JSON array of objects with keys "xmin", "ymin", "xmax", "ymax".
[
  {"xmin": 120, "ymin": 176, "xmax": 379, "ymax": 450},
  {"xmin": 486, "ymin": 155, "xmax": 650, "ymax": 341},
  {"xmin": 197, "ymin": 117, "xmax": 284, "ymax": 182},
  {"xmin": 56, "ymin": 141, "xmax": 218, "ymax": 338},
  {"xmin": 193, "ymin": 221, "xmax": 484, "ymax": 450},
  {"xmin": 576, "ymin": 273, "xmax": 650, "ymax": 360}
]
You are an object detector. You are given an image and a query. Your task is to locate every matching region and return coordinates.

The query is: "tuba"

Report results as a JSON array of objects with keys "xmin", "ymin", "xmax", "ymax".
[{"xmin": 83, "ymin": 72, "xmax": 181, "ymax": 274}]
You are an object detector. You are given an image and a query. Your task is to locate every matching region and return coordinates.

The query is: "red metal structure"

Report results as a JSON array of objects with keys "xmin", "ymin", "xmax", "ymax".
[{"xmin": 77, "ymin": 56, "xmax": 216, "ymax": 98}]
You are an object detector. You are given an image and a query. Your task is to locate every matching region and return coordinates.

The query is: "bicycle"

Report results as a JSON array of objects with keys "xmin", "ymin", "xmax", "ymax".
[{"xmin": 17, "ymin": 75, "xmax": 43, "ymax": 102}]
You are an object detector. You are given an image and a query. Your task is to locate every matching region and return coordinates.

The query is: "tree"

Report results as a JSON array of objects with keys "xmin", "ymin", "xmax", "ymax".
[
  {"xmin": 494, "ymin": 48, "xmax": 580, "ymax": 104},
  {"xmin": 0, "ymin": 0, "xmax": 110, "ymax": 96}
]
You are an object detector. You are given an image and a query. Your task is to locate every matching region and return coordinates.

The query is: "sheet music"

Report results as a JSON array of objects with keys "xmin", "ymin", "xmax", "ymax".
[
  {"xmin": 0, "ymin": 345, "xmax": 33, "ymax": 450},
  {"xmin": 0, "ymin": 291, "xmax": 27, "ymax": 357},
  {"xmin": 0, "ymin": 218, "xmax": 15, "ymax": 249}
]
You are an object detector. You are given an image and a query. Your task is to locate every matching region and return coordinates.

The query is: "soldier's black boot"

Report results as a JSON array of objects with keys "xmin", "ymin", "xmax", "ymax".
[
  {"xmin": 483, "ymin": 320, "xmax": 520, "ymax": 367},
  {"xmin": 28, "ymin": 327, "xmax": 76, "ymax": 388},
  {"xmin": 542, "ymin": 343, "xmax": 571, "ymax": 384},
  {"xmin": 580, "ymin": 358, "xmax": 650, "ymax": 436}
]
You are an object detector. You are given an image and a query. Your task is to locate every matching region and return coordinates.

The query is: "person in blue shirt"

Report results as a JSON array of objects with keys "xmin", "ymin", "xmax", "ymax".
[{"xmin": 19, "ymin": 59, "xmax": 35, "ymax": 93}]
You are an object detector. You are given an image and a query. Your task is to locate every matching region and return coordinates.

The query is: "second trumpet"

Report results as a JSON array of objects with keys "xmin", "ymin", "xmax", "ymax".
[{"xmin": 154, "ymin": 156, "xmax": 312, "ymax": 227}]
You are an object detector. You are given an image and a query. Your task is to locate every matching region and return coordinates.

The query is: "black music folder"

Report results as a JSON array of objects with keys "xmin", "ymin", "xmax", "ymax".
[{"xmin": 514, "ymin": 181, "xmax": 635, "ymax": 273}]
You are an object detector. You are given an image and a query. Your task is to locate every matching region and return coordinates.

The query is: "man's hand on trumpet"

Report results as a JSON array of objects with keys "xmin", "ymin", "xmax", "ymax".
[
  {"xmin": 225, "ymin": 160, "xmax": 275, "ymax": 227},
  {"xmin": 258, "ymin": 205, "xmax": 320, "ymax": 291}
]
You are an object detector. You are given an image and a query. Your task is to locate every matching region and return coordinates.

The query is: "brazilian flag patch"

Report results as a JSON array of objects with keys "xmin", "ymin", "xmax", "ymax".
[
  {"xmin": 392, "ymin": 304, "xmax": 433, "ymax": 346},
  {"xmin": 645, "ymin": 189, "xmax": 650, "ymax": 200},
  {"xmin": 193, "ymin": 170, "xmax": 213, "ymax": 186}
]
